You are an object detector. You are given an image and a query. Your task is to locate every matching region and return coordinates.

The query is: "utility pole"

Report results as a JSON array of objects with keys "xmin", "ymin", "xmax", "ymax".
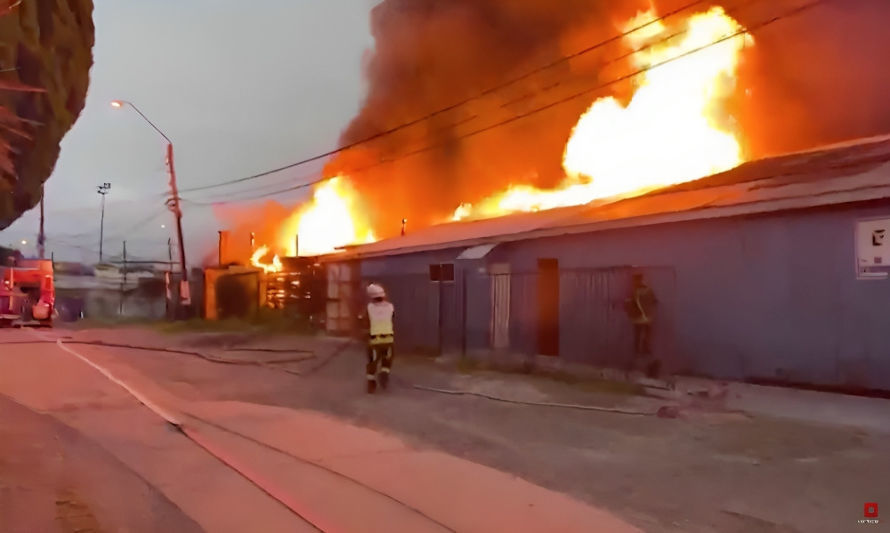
[
  {"xmin": 166, "ymin": 237, "xmax": 173, "ymax": 319},
  {"xmin": 119, "ymin": 240, "xmax": 127, "ymax": 316},
  {"xmin": 166, "ymin": 143, "xmax": 190, "ymax": 307},
  {"xmin": 96, "ymin": 182, "xmax": 111, "ymax": 263},
  {"xmin": 111, "ymin": 100, "xmax": 189, "ymax": 312},
  {"xmin": 38, "ymin": 193, "xmax": 45, "ymax": 259}
]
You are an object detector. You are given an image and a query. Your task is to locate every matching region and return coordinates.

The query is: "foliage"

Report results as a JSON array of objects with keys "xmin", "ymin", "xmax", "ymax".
[
  {"xmin": 0, "ymin": 0, "xmax": 94, "ymax": 228},
  {"xmin": 154, "ymin": 309, "xmax": 318, "ymax": 336}
]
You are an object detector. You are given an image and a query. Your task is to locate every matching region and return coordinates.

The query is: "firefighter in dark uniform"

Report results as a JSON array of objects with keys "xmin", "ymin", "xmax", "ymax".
[
  {"xmin": 360, "ymin": 283, "xmax": 395, "ymax": 393},
  {"xmin": 626, "ymin": 273, "xmax": 659, "ymax": 376}
]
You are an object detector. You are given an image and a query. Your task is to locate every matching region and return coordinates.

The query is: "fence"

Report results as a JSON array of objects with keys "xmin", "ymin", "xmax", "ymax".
[
  {"xmin": 363, "ymin": 265, "xmax": 676, "ymax": 370},
  {"xmin": 55, "ymin": 279, "xmax": 168, "ymax": 322}
]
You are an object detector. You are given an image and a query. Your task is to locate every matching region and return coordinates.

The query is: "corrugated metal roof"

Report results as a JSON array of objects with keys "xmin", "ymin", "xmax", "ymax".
[
  {"xmin": 338, "ymin": 136, "xmax": 890, "ymax": 260},
  {"xmin": 457, "ymin": 243, "xmax": 498, "ymax": 260},
  {"xmin": 335, "ymin": 203, "xmax": 590, "ymax": 259}
]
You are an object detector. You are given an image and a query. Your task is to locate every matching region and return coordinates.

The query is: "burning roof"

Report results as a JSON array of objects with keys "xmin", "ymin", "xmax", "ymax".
[
  {"xmin": 332, "ymin": 135, "xmax": 890, "ymax": 260},
  {"xmin": 214, "ymin": 0, "xmax": 890, "ymax": 266}
]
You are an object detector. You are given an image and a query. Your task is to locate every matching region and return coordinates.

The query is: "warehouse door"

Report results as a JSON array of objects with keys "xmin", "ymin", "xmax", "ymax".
[
  {"xmin": 490, "ymin": 264, "xmax": 511, "ymax": 350},
  {"xmin": 326, "ymin": 263, "xmax": 358, "ymax": 334},
  {"xmin": 537, "ymin": 258, "xmax": 560, "ymax": 356}
]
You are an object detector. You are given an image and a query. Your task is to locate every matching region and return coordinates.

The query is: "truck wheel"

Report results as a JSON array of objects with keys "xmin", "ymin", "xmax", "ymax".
[{"xmin": 21, "ymin": 299, "xmax": 33, "ymax": 321}]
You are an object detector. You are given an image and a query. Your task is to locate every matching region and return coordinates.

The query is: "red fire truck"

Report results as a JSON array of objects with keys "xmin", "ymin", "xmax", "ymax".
[{"xmin": 0, "ymin": 259, "xmax": 55, "ymax": 328}]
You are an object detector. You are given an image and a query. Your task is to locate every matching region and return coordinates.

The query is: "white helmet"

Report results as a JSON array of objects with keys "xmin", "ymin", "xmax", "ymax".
[{"xmin": 367, "ymin": 283, "xmax": 386, "ymax": 299}]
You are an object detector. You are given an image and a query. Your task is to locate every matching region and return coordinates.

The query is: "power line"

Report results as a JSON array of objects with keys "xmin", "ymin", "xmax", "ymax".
[
  {"xmin": 50, "ymin": 240, "xmax": 101, "ymax": 255},
  {"xmin": 177, "ymin": 0, "xmax": 713, "ymax": 195},
  {"xmin": 183, "ymin": 167, "xmax": 323, "ymax": 203},
  {"xmin": 184, "ymin": 0, "xmax": 822, "ymax": 206},
  {"xmin": 55, "ymin": 207, "xmax": 170, "ymax": 245},
  {"xmin": 183, "ymin": 0, "xmax": 776, "ymax": 205},
  {"xmin": 104, "ymin": 208, "xmax": 169, "ymax": 242}
]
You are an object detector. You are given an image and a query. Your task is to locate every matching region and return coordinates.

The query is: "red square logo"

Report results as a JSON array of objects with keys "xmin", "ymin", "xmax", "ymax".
[{"xmin": 864, "ymin": 502, "xmax": 879, "ymax": 518}]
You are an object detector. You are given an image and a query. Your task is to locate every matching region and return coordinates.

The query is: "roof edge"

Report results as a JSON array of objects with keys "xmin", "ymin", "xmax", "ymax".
[{"xmin": 335, "ymin": 184, "xmax": 890, "ymax": 261}]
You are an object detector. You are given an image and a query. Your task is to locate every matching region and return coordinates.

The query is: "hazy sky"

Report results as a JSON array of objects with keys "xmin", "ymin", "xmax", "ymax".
[{"xmin": 1, "ymin": 0, "xmax": 377, "ymax": 263}]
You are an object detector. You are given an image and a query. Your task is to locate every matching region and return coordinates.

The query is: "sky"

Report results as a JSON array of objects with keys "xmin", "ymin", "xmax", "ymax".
[{"xmin": 1, "ymin": 0, "xmax": 377, "ymax": 264}]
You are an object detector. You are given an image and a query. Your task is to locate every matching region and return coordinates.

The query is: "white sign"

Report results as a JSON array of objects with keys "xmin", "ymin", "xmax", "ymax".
[{"xmin": 856, "ymin": 217, "xmax": 890, "ymax": 279}]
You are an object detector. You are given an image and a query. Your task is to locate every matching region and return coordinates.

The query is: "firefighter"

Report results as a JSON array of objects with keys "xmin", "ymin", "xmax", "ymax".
[
  {"xmin": 361, "ymin": 283, "xmax": 395, "ymax": 393},
  {"xmin": 626, "ymin": 273, "xmax": 659, "ymax": 374}
]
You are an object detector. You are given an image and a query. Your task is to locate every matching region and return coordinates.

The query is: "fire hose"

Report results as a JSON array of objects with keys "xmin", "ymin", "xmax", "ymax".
[
  {"xmin": 49, "ymin": 337, "xmax": 454, "ymax": 532},
  {"xmin": 4, "ymin": 337, "xmax": 664, "ymax": 416}
]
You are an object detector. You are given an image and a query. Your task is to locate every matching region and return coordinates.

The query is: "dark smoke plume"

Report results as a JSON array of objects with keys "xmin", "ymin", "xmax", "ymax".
[
  {"xmin": 214, "ymin": 0, "xmax": 890, "ymax": 256},
  {"xmin": 732, "ymin": 0, "xmax": 890, "ymax": 156},
  {"xmin": 324, "ymin": 0, "xmax": 647, "ymax": 235},
  {"xmin": 325, "ymin": 0, "xmax": 890, "ymax": 238}
]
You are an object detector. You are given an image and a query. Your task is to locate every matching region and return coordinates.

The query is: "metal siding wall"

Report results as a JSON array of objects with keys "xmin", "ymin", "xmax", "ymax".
[
  {"xmin": 559, "ymin": 268, "xmax": 632, "ymax": 366},
  {"xmin": 369, "ymin": 273, "xmax": 439, "ymax": 354},
  {"xmin": 508, "ymin": 273, "xmax": 538, "ymax": 356},
  {"xmin": 362, "ymin": 253, "xmax": 486, "ymax": 356},
  {"xmin": 490, "ymin": 203, "xmax": 890, "ymax": 390},
  {"xmin": 439, "ymin": 280, "xmax": 461, "ymax": 353},
  {"xmin": 465, "ymin": 269, "xmax": 493, "ymax": 351},
  {"xmin": 351, "ymin": 203, "xmax": 890, "ymax": 390}
]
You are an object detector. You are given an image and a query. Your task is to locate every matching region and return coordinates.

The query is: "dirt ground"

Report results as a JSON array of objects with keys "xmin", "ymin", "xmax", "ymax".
[
  {"xmin": 61, "ymin": 327, "xmax": 890, "ymax": 532},
  {"xmin": 0, "ymin": 394, "xmax": 202, "ymax": 533}
]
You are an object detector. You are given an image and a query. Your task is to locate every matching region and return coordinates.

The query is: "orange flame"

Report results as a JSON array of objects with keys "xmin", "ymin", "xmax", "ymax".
[
  {"xmin": 453, "ymin": 6, "xmax": 752, "ymax": 221},
  {"xmin": 278, "ymin": 176, "xmax": 376, "ymax": 257},
  {"xmin": 250, "ymin": 245, "xmax": 283, "ymax": 273}
]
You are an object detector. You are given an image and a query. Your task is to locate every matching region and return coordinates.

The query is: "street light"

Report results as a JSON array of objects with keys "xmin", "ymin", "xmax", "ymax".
[
  {"xmin": 97, "ymin": 182, "xmax": 111, "ymax": 262},
  {"xmin": 111, "ymin": 99, "xmax": 190, "ymax": 309},
  {"xmin": 20, "ymin": 240, "xmax": 27, "ymax": 246}
]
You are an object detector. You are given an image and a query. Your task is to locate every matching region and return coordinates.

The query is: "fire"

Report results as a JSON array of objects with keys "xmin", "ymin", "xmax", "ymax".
[
  {"xmin": 246, "ymin": 176, "xmax": 375, "ymax": 267},
  {"xmin": 279, "ymin": 176, "xmax": 376, "ymax": 257},
  {"xmin": 251, "ymin": 245, "xmax": 283, "ymax": 273},
  {"xmin": 454, "ymin": 6, "xmax": 752, "ymax": 221}
]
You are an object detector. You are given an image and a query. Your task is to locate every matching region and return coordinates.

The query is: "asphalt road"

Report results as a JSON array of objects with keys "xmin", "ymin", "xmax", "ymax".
[
  {"xmin": 0, "ymin": 328, "xmax": 313, "ymax": 532},
  {"xmin": 0, "ymin": 327, "xmax": 638, "ymax": 533}
]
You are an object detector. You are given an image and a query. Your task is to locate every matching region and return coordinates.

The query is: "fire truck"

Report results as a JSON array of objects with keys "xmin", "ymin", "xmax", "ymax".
[{"xmin": 0, "ymin": 259, "xmax": 55, "ymax": 328}]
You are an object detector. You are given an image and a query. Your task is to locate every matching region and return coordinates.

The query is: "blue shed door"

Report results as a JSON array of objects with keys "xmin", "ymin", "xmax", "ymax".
[
  {"xmin": 537, "ymin": 259, "xmax": 560, "ymax": 356},
  {"xmin": 559, "ymin": 268, "xmax": 633, "ymax": 367}
]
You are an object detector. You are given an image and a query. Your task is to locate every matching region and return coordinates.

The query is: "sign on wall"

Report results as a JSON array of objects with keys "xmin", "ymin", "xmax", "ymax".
[{"xmin": 856, "ymin": 217, "xmax": 890, "ymax": 279}]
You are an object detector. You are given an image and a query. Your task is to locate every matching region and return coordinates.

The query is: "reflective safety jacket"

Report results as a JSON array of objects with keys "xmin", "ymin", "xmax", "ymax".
[
  {"xmin": 627, "ymin": 286, "xmax": 657, "ymax": 325},
  {"xmin": 367, "ymin": 301, "xmax": 395, "ymax": 345}
]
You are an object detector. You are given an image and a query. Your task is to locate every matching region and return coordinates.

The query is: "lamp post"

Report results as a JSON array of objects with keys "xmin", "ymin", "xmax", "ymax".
[
  {"xmin": 111, "ymin": 100, "xmax": 190, "ymax": 309},
  {"xmin": 96, "ymin": 182, "xmax": 110, "ymax": 262}
]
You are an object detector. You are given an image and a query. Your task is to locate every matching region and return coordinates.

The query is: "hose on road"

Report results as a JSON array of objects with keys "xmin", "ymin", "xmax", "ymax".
[
  {"xmin": 51, "ymin": 338, "xmax": 451, "ymax": 532},
  {"xmin": 409, "ymin": 384, "xmax": 657, "ymax": 416},
  {"xmin": 12, "ymin": 337, "xmax": 659, "ymax": 416},
  {"xmin": 3, "ymin": 339, "xmax": 318, "ymax": 374},
  {"xmin": 72, "ymin": 341, "xmax": 317, "ymax": 366}
]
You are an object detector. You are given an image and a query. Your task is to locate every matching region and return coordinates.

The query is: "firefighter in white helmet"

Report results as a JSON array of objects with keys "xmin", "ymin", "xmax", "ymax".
[{"xmin": 360, "ymin": 282, "xmax": 395, "ymax": 393}]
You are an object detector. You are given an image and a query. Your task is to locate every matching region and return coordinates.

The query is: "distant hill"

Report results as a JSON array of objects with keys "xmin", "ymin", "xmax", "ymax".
[{"xmin": 0, "ymin": 1, "xmax": 94, "ymax": 229}]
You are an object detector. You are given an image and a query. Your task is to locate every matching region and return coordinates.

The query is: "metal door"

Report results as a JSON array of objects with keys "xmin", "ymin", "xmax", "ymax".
[{"xmin": 490, "ymin": 266, "xmax": 511, "ymax": 350}]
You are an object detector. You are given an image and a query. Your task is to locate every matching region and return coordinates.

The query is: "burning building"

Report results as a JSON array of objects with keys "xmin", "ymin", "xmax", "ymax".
[
  {"xmin": 203, "ymin": 231, "xmax": 326, "ymax": 325},
  {"xmin": 217, "ymin": 0, "xmax": 890, "ymax": 260},
  {"xmin": 203, "ymin": 1, "xmax": 890, "ymax": 390},
  {"xmin": 324, "ymin": 135, "xmax": 890, "ymax": 393}
]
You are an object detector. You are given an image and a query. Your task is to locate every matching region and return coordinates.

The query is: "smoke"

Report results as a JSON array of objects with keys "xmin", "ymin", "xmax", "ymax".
[
  {"xmin": 731, "ymin": 0, "xmax": 890, "ymax": 156},
  {"xmin": 324, "ymin": 0, "xmax": 648, "ymax": 235},
  {"xmin": 325, "ymin": 0, "xmax": 890, "ymax": 238},
  {"xmin": 208, "ymin": 201, "xmax": 293, "ymax": 265},
  {"xmin": 214, "ymin": 0, "xmax": 890, "ymax": 254}
]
